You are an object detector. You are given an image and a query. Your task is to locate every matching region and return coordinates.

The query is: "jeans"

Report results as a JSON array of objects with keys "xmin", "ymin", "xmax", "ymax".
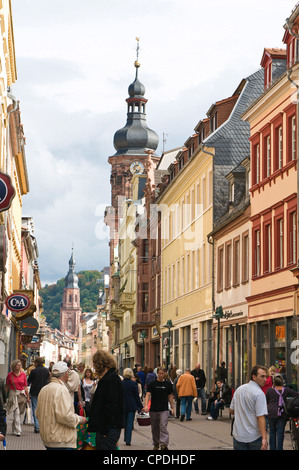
[
  {"xmin": 96, "ymin": 428, "xmax": 121, "ymax": 450},
  {"xmin": 124, "ymin": 411, "xmax": 136, "ymax": 444},
  {"xmin": 268, "ymin": 417, "xmax": 287, "ymax": 450},
  {"xmin": 209, "ymin": 400, "xmax": 224, "ymax": 420},
  {"xmin": 180, "ymin": 396, "xmax": 193, "ymax": 419},
  {"xmin": 30, "ymin": 395, "xmax": 39, "ymax": 430},
  {"xmin": 194, "ymin": 388, "xmax": 206, "ymax": 413},
  {"xmin": 233, "ymin": 436, "xmax": 262, "ymax": 450}
]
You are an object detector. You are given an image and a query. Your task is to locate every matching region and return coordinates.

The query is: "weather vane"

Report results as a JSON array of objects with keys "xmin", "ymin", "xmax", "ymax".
[{"xmin": 134, "ymin": 37, "xmax": 141, "ymax": 75}]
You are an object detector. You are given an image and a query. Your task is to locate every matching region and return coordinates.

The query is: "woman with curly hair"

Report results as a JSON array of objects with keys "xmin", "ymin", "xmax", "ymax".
[
  {"xmin": 88, "ymin": 350, "xmax": 124, "ymax": 450},
  {"xmin": 81, "ymin": 368, "xmax": 96, "ymax": 417}
]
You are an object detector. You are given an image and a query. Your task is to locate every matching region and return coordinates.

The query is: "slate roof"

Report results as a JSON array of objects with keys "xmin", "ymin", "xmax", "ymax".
[{"xmin": 203, "ymin": 68, "xmax": 265, "ymax": 222}]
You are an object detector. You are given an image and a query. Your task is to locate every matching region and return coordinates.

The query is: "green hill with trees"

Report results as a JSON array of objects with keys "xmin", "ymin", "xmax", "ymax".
[{"xmin": 40, "ymin": 270, "xmax": 104, "ymax": 330}]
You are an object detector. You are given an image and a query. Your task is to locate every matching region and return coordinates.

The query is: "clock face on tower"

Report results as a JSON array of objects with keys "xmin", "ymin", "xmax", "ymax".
[{"xmin": 130, "ymin": 161, "xmax": 144, "ymax": 175}]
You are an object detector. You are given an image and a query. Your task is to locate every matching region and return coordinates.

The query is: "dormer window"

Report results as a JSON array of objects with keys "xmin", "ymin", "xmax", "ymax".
[
  {"xmin": 283, "ymin": 29, "xmax": 298, "ymax": 69},
  {"xmin": 210, "ymin": 112, "xmax": 218, "ymax": 132},
  {"xmin": 261, "ymin": 48, "xmax": 287, "ymax": 90},
  {"xmin": 229, "ymin": 182, "xmax": 234, "ymax": 203}
]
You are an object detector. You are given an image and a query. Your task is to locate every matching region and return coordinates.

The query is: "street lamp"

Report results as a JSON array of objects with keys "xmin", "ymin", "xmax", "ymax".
[
  {"xmin": 140, "ymin": 330, "xmax": 146, "ymax": 369},
  {"xmin": 213, "ymin": 306, "xmax": 223, "ymax": 379},
  {"xmin": 164, "ymin": 319, "xmax": 173, "ymax": 371},
  {"xmin": 124, "ymin": 342, "xmax": 129, "ymax": 368}
]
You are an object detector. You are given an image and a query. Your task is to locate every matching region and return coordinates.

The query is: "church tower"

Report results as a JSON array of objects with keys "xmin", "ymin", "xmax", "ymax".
[
  {"xmin": 107, "ymin": 39, "xmax": 159, "ymax": 274},
  {"xmin": 60, "ymin": 249, "xmax": 82, "ymax": 336}
]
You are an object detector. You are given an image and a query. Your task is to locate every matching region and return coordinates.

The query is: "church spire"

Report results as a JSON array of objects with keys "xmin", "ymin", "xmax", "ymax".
[
  {"xmin": 112, "ymin": 38, "xmax": 159, "ymax": 157},
  {"xmin": 65, "ymin": 248, "xmax": 79, "ymax": 289}
]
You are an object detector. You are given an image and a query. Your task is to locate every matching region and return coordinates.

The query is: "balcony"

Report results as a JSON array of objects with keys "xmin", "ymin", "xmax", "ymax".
[{"xmin": 118, "ymin": 291, "xmax": 135, "ymax": 312}]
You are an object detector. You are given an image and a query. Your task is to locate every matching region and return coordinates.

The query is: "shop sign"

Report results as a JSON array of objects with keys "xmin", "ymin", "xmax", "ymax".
[
  {"xmin": 0, "ymin": 172, "xmax": 15, "ymax": 213},
  {"xmin": 5, "ymin": 293, "xmax": 31, "ymax": 312},
  {"xmin": 20, "ymin": 317, "xmax": 39, "ymax": 335}
]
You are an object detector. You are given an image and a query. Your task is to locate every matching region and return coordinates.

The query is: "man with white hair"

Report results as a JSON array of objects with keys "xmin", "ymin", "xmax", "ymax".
[{"xmin": 36, "ymin": 361, "xmax": 87, "ymax": 450}]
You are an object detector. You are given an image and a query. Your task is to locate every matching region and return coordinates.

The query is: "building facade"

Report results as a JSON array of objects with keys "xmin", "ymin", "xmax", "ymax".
[{"xmin": 242, "ymin": 16, "xmax": 299, "ymax": 386}]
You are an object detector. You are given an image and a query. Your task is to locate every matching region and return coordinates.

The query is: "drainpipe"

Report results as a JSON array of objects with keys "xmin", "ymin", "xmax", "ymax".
[{"xmin": 285, "ymin": 19, "xmax": 299, "ymax": 389}]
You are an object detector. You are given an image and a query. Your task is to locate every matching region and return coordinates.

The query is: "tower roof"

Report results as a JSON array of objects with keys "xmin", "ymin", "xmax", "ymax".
[
  {"xmin": 65, "ymin": 249, "xmax": 79, "ymax": 289},
  {"xmin": 112, "ymin": 39, "xmax": 159, "ymax": 156}
]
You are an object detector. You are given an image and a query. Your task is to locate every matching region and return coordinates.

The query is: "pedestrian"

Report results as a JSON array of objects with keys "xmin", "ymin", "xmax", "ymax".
[
  {"xmin": 0, "ymin": 377, "xmax": 6, "ymax": 408},
  {"xmin": 145, "ymin": 368, "xmax": 156, "ymax": 394},
  {"xmin": 27, "ymin": 357, "xmax": 50, "ymax": 433},
  {"xmin": 218, "ymin": 361, "xmax": 228, "ymax": 383},
  {"xmin": 191, "ymin": 363, "xmax": 207, "ymax": 415},
  {"xmin": 0, "ymin": 400, "xmax": 6, "ymax": 443},
  {"xmin": 278, "ymin": 366, "xmax": 287, "ymax": 385},
  {"xmin": 266, "ymin": 374, "xmax": 299, "ymax": 450},
  {"xmin": 88, "ymin": 349, "xmax": 124, "ymax": 450},
  {"xmin": 169, "ymin": 364, "xmax": 177, "ymax": 383},
  {"xmin": 5, "ymin": 359, "xmax": 30, "ymax": 436},
  {"xmin": 133, "ymin": 373, "xmax": 143, "ymax": 400},
  {"xmin": 207, "ymin": 379, "xmax": 232, "ymax": 421},
  {"xmin": 80, "ymin": 368, "xmax": 96, "ymax": 417},
  {"xmin": 63, "ymin": 357, "xmax": 82, "ymax": 413},
  {"xmin": 137, "ymin": 366, "xmax": 146, "ymax": 395},
  {"xmin": 35, "ymin": 361, "xmax": 87, "ymax": 450},
  {"xmin": 229, "ymin": 365, "xmax": 268, "ymax": 450},
  {"xmin": 122, "ymin": 368, "xmax": 144, "ymax": 446},
  {"xmin": 77, "ymin": 362, "xmax": 86, "ymax": 381},
  {"xmin": 176, "ymin": 368, "xmax": 197, "ymax": 422},
  {"xmin": 144, "ymin": 367, "xmax": 174, "ymax": 450},
  {"xmin": 261, "ymin": 365, "xmax": 275, "ymax": 393},
  {"xmin": 172, "ymin": 369, "xmax": 183, "ymax": 419}
]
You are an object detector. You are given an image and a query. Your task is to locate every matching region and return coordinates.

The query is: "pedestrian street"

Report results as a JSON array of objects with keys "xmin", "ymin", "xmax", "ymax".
[{"xmin": 2, "ymin": 407, "xmax": 294, "ymax": 451}]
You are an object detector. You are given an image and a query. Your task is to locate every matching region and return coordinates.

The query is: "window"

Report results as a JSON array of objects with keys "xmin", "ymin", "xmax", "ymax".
[
  {"xmin": 142, "ymin": 292, "xmax": 149, "ymax": 312},
  {"xmin": 242, "ymin": 232, "xmax": 249, "ymax": 283},
  {"xmin": 263, "ymin": 223, "xmax": 272, "ymax": 274},
  {"xmin": 233, "ymin": 238, "xmax": 240, "ymax": 286},
  {"xmin": 278, "ymin": 127, "xmax": 283, "ymax": 169},
  {"xmin": 275, "ymin": 218, "xmax": 284, "ymax": 270},
  {"xmin": 253, "ymin": 142, "xmax": 260, "ymax": 184},
  {"xmin": 225, "ymin": 241, "xmax": 232, "ymax": 289},
  {"xmin": 217, "ymin": 246, "xmax": 224, "ymax": 292},
  {"xmin": 288, "ymin": 210, "xmax": 297, "ymax": 266},
  {"xmin": 292, "ymin": 116, "xmax": 296, "ymax": 161},
  {"xmin": 273, "ymin": 119, "xmax": 283, "ymax": 171},
  {"xmin": 262, "ymin": 132, "xmax": 271, "ymax": 179},
  {"xmin": 253, "ymin": 228, "xmax": 261, "ymax": 277}
]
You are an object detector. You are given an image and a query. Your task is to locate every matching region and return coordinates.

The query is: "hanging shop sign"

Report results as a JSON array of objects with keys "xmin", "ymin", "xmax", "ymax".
[
  {"xmin": 5, "ymin": 290, "xmax": 36, "ymax": 320},
  {"xmin": 5, "ymin": 293, "xmax": 31, "ymax": 312},
  {"xmin": 20, "ymin": 317, "xmax": 39, "ymax": 335},
  {"xmin": 0, "ymin": 172, "xmax": 15, "ymax": 213}
]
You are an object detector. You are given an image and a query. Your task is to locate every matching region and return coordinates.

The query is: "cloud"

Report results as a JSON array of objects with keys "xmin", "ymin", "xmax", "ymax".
[{"xmin": 10, "ymin": 0, "xmax": 297, "ymax": 284}]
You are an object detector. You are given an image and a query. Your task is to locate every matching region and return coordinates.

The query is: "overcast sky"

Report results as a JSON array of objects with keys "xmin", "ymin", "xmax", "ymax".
[{"xmin": 11, "ymin": 0, "xmax": 297, "ymax": 285}]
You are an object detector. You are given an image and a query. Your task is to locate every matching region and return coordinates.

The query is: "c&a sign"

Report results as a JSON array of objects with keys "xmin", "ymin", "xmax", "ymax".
[
  {"xmin": 5, "ymin": 290, "xmax": 36, "ymax": 320},
  {"xmin": 5, "ymin": 292, "xmax": 31, "ymax": 312}
]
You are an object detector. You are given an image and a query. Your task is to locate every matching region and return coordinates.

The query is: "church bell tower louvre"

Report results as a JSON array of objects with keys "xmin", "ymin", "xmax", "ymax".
[{"xmin": 60, "ymin": 248, "xmax": 82, "ymax": 337}]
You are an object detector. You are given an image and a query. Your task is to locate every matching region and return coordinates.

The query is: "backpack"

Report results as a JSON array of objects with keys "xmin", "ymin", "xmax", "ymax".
[{"xmin": 283, "ymin": 396, "xmax": 299, "ymax": 418}]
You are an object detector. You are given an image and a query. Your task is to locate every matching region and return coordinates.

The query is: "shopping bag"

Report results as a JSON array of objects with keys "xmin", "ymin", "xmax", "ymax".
[
  {"xmin": 26, "ymin": 404, "xmax": 32, "ymax": 425},
  {"xmin": 76, "ymin": 405, "xmax": 87, "ymax": 450}
]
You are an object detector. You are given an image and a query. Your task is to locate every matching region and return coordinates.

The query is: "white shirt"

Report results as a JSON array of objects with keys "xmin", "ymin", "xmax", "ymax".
[{"xmin": 230, "ymin": 380, "xmax": 268, "ymax": 443}]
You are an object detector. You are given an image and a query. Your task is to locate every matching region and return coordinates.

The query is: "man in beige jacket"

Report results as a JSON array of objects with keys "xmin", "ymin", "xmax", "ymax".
[
  {"xmin": 176, "ymin": 368, "xmax": 197, "ymax": 422},
  {"xmin": 36, "ymin": 361, "xmax": 87, "ymax": 450}
]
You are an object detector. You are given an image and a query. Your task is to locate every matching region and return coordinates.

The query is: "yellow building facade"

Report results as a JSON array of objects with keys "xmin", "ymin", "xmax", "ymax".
[{"xmin": 158, "ymin": 144, "xmax": 214, "ymax": 381}]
